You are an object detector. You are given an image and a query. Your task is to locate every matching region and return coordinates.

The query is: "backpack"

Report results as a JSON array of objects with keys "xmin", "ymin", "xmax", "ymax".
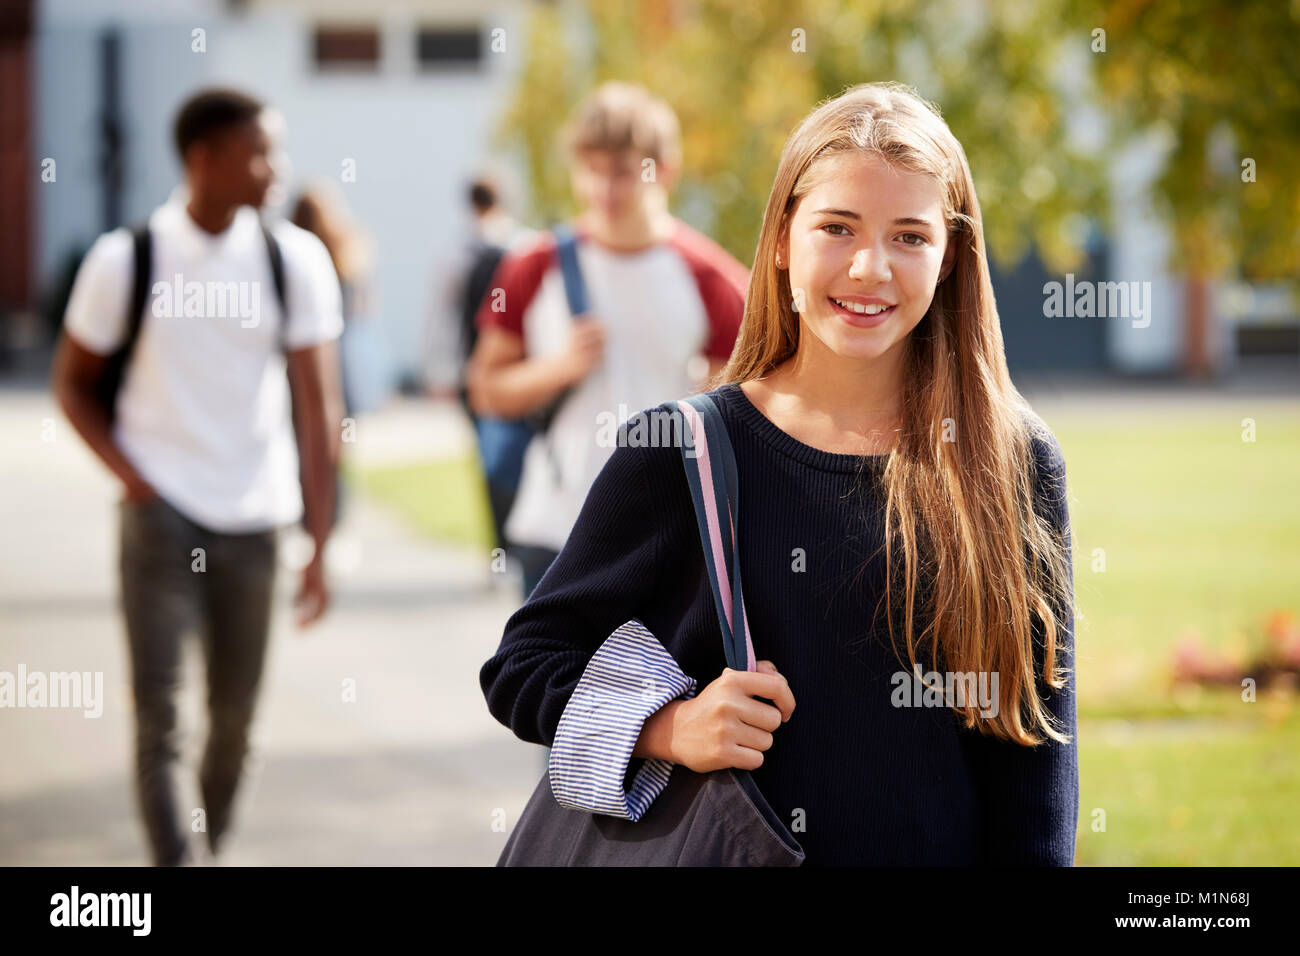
[
  {"xmin": 98, "ymin": 222, "xmax": 288, "ymax": 422},
  {"xmin": 96, "ymin": 220, "xmax": 337, "ymax": 532},
  {"xmin": 461, "ymin": 226, "xmax": 587, "ymax": 491},
  {"xmin": 459, "ymin": 238, "xmax": 507, "ymax": 368}
]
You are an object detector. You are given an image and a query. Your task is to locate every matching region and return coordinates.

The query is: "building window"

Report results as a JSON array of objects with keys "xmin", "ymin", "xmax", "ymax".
[
  {"xmin": 416, "ymin": 27, "xmax": 483, "ymax": 69},
  {"xmin": 314, "ymin": 25, "xmax": 381, "ymax": 70}
]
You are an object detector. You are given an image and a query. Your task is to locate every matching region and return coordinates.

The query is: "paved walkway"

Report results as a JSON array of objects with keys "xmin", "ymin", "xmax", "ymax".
[{"xmin": 0, "ymin": 385, "xmax": 544, "ymax": 866}]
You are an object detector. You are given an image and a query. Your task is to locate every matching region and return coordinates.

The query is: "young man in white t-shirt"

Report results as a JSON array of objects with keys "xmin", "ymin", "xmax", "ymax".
[
  {"xmin": 51, "ymin": 88, "xmax": 344, "ymax": 866},
  {"xmin": 466, "ymin": 82, "xmax": 748, "ymax": 596}
]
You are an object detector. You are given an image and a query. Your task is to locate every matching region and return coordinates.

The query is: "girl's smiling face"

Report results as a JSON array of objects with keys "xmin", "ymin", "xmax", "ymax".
[{"xmin": 778, "ymin": 150, "xmax": 956, "ymax": 364}]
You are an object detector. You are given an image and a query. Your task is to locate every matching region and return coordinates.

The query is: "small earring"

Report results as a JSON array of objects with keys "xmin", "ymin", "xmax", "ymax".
[{"xmin": 775, "ymin": 255, "xmax": 783, "ymax": 268}]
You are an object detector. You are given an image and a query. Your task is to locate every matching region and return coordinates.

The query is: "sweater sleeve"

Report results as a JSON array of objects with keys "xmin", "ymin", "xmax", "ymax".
[
  {"xmin": 479, "ymin": 414, "xmax": 685, "ymax": 749},
  {"xmin": 962, "ymin": 427, "xmax": 1079, "ymax": 865},
  {"xmin": 548, "ymin": 621, "xmax": 698, "ymax": 819}
]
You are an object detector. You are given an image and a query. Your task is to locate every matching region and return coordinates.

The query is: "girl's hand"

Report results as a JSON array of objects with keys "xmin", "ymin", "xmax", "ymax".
[{"xmin": 664, "ymin": 660, "xmax": 795, "ymax": 773}]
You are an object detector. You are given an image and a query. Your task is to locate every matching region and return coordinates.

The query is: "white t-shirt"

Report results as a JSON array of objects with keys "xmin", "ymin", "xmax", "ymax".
[
  {"xmin": 63, "ymin": 191, "xmax": 344, "ymax": 533},
  {"xmin": 476, "ymin": 219, "xmax": 747, "ymax": 552}
]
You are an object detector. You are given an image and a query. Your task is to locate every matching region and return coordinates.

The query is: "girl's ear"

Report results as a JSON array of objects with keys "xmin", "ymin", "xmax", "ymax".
[{"xmin": 938, "ymin": 232, "xmax": 958, "ymax": 283}]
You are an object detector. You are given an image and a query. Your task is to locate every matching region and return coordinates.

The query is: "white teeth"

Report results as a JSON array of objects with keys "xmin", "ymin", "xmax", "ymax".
[{"xmin": 832, "ymin": 298, "xmax": 891, "ymax": 315}]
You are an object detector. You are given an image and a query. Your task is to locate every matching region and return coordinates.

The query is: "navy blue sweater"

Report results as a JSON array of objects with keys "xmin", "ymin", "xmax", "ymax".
[{"xmin": 480, "ymin": 381, "xmax": 1078, "ymax": 865}]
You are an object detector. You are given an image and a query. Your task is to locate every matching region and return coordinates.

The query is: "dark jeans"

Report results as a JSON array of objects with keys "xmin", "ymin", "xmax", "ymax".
[
  {"xmin": 118, "ymin": 495, "xmax": 278, "ymax": 866},
  {"xmin": 465, "ymin": 401, "xmax": 533, "ymax": 556}
]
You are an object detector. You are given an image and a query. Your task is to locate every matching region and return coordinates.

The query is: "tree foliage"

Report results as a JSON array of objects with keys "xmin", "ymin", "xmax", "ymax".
[{"xmin": 493, "ymin": 0, "xmax": 1298, "ymax": 285}]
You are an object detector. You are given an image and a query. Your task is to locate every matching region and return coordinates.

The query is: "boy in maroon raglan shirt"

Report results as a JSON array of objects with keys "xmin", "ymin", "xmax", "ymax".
[{"xmin": 467, "ymin": 82, "xmax": 748, "ymax": 596}]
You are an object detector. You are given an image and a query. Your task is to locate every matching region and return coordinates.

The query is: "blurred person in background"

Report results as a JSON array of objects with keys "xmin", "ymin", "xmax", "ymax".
[
  {"xmin": 290, "ymin": 180, "xmax": 375, "ymax": 419},
  {"xmin": 291, "ymin": 181, "xmax": 375, "ymax": 532},
  {"xmin": 50, "ymin": 88, "xmax": 345, "ymax": 866},
  {"xmin": 466, "ymin": 82, "xmax": 749, "ymax": 598},
  {"xmin": 426, "ymin": 175, "xmax": 537, "ymax": 572}
]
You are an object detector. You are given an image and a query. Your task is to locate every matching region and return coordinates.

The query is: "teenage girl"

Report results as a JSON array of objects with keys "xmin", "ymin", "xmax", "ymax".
[{"xmin": 480, "ymin": 81, "xmax": 1078, "ymax": 866}]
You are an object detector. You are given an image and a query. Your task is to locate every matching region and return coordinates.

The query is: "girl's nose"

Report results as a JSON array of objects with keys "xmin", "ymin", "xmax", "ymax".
[{"xmin": 849, "ymin": 246, "xmax": 891, "ymax": 284}]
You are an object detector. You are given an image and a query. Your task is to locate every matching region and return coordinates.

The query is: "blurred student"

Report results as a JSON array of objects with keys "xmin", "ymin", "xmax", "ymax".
[
  {"xmin": 290, "ymin": 180, "xmax": 375, "ymax": 418},
  {"xmin": 466, "ymin": 82, "xmax": 748, "ymax": 597},
  {"xmin": 51, "ymin": 88, "xmax": 344, "ymax": 866},
  {"xmin": 290, "ymin": 182, "xmax": 374, "ymax": 533},
  {"xmin": 428, "ymin": 176, "xmax": 537, "ymax": 563}
]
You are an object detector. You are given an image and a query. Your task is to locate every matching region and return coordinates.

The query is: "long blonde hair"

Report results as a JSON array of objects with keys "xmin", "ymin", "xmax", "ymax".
[{"xmin": 720, "ymin": 81, "xmax": 1074, "ymax": 747}]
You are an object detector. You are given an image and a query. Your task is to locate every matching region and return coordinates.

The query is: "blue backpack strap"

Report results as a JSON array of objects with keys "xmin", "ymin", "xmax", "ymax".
[
  {"xmin": 528, "ymin": 223, "xmax": 590, "ymax": 484},
  {"xmin": 670, "ymin": 394, "xmax": 753, "ymax": 672},
  {"xmin": 551, "ymin": 224, "xmax": 589, "ymax": 318}
]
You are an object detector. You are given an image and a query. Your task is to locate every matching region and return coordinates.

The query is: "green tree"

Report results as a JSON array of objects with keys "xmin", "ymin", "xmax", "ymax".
[
  {"xmin": 492, "ymin": 0, "xmax": 1299, "ymax": 374},
  {"xmin": 493, "ymin": 0, "xmax": 1107, "ymax": 274},
  {"xmin": 1079, "ymin": 0, "xmax": 1300, "ymax": 373}
]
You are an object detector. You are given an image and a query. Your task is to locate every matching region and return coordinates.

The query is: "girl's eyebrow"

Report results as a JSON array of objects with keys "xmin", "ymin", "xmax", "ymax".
[{"xmin": 811, "ymin": 208, "xmax": 936, "ymax": 229}]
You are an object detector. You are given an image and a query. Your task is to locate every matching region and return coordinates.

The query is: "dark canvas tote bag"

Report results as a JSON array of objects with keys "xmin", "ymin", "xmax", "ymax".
[{"xmin": 497, "ymin": 393, "xmax": 805, "ymax": 866}]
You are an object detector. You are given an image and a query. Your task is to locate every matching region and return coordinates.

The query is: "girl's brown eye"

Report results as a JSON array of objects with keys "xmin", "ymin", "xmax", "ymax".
[
  {"xmin": 900, "ymin": 233, "xmax": 926, "ymax": 245},
  {"xmin": 822, "ymin": 224, "xmax": 849, "ymax": 236}
]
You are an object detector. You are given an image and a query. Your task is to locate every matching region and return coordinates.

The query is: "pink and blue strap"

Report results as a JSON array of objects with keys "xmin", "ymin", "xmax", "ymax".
[{"xmin": 672, "ymin": 395, "xmax": 756, "ymax": 673}]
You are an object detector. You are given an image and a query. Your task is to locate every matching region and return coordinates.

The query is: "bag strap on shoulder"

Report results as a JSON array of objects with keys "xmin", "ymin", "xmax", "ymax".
[
  {"xmin": 125, "ymin": 221, "xmax": 290, "ymax": 353},
  {"xmin": 671, "ymin": 394, "xmax": 755, "ymax": 673},
  {"xmin": 551, "ymin": 223, "xmax": 589, "ymax": 318},
  {"xmin": 124, "ymin": 223, "xmax": 152, "ymax": 363},
  {"xmin": 260, "ymin": 223, "xmax": 289, "ymax": 352},
  {"xmin": 528, "ymin": 223, "xmax": 589, "ymax": 485}
]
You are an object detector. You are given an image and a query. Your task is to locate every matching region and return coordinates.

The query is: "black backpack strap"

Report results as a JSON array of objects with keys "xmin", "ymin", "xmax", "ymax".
[
  {"xmin": 125, "ymin": 224, "xmax": 152, "ymax": 359},
  {"xmin": 261, "ymin": 224, "xmax": 289, "ymax": 351},
  {"xmin": 99, "ymin": 223, "xmax": 152, "ymax": 422},
  {"xmin": 461, "ymin": 239, "xmax": 506, "ymax": 362}
]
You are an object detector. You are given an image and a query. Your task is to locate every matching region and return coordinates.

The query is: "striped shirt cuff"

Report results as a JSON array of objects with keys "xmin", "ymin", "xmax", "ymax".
[{"xmin": 549, "ymin": 620, "xmax": 697, "ymax": 820}]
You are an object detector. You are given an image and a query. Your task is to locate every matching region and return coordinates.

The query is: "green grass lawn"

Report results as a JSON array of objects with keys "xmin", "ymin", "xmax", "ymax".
[
  {"xmin": 1076, "ymin": 707, "xmax": 1300, "ymax": 866},
  {"xmin": 344, "ymin": 458, "xmax": 496, "ymax": 553},
  {"xmin": 1052, "ymin": 408, "xmax": 1300, "ymax": 713},
  {"xmin": 1051, "ymin": 405, "xmax": 1300, "ymax": 864},
  {"xmin": 351, "ymin": 404, "xmax": 1300, "ymax": 865}
]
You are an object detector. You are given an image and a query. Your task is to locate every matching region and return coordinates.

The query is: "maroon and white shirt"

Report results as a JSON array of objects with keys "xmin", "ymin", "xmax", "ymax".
[{"xmin": 476, "ymin": 217, "xmax": 748, "ymax": 551}]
